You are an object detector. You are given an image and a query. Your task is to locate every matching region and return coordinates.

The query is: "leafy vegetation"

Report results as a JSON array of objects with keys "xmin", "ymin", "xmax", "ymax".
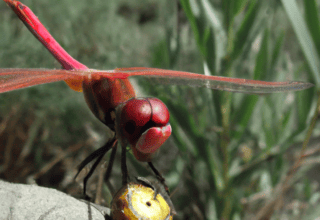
[{"xmin": 0, "ymin": 0, "xmax": 319, "ymax": 219}]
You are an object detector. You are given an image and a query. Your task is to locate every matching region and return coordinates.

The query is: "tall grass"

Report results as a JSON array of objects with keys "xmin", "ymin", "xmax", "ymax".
[
  {"xmin": 146, "ymin": 0, "xmax": 319, "ymax": 219},
  {"xmin": 0, "ymin": 0, "xmax": 319, "ymax": 219}
]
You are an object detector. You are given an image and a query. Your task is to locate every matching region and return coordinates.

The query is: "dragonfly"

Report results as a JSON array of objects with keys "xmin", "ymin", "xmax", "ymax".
[{"xmin": 1, "ymin": 0, "xmax": 313, "ymax": 197}]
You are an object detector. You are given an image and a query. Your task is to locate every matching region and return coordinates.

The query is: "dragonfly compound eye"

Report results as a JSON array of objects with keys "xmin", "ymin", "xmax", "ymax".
[
  {"xmin": 120, "ymin": 98, "xmax": 152, "ymax": 142},
  {"xmin": 147, "ymin": 98, "xmax": 170, "ymax": 126}
]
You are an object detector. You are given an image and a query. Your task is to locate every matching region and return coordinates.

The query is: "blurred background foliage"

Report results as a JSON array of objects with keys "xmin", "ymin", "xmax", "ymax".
[{"xmin": 0, "ymin": 0, "xmax": 320, "ymax": 219}]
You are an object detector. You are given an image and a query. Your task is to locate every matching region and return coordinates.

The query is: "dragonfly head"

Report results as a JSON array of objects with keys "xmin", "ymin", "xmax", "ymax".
[{"xmin": 115, "ymin": 98, "xmax": 171, "ymax": 162}]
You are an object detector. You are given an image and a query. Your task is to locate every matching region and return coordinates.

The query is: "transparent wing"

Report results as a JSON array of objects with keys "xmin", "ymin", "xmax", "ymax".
[
  {"xmin": 0, "ymin": 67, "xmax": 313, "ymax": 94},
  {"xmin": 102, "ymin": 67, "xmax": 314, "ymax": 94},
  {"xmin": 0, "ymin": 68, "xmax": 84, "ymax": 93}
]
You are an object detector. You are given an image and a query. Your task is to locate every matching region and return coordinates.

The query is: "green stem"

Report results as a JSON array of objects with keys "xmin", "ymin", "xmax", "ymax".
[
  {"xmin": 286, "ymin": 91, "xmax": 320, "ymax": 182},
  {"xmin": 220, "ymin": 21, "xmax": 234, "ymax": 217},
  {"xmin": 255, "ymin": 91, "xmax": 320, "ymax": 220},
  {"xmin": 220, "ymin": 67, "xmax": 233, "ymax": 219},
  {"xmin": 220, "ymin": 90, "xmax": 232, "ymax": 220}
]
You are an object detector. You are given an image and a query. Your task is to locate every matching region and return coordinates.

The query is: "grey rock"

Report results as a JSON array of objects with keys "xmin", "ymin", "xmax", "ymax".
[{"xmin": 0, "ymin": 180, "xmax": 108, "ymax": 220}]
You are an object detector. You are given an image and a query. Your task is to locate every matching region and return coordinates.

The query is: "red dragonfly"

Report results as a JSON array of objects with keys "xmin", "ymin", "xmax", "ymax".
[{"xmin": 1, "ymin": 0, "xmax": 313, "ymax": 195}]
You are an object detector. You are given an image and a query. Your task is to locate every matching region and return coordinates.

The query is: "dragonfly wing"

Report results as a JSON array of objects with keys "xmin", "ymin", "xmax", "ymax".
[
  {"xmin": 0, "ymin": 69, "xmax": 83, "ymax": 93},
  {"xmin": 110, "ymin": 67, "xmax": 313, "ymax": 94}
]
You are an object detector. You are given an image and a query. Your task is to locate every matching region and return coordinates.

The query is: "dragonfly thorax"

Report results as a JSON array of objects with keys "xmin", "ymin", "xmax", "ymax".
[{"xmin": 82, "ymin": 76, "xmax": 136, "ymax": 130}]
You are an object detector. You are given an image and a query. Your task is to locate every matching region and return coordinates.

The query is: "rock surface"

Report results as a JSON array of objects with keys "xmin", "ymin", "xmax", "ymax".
[{"xmin": 0, "ymin": 180, "xmax": 108, "ymax": 220}]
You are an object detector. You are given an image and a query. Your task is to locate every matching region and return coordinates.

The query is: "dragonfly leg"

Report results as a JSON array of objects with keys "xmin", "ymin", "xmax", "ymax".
[
  {"xmin": 135, "ymin": 176, "xmax": 176, "ymax": 215},
  {"xmin": 147, "ymin": 162, "xmax": 170, "ymax": 195},
  {"xmin": 82, "ymin": 153, "xmax": 105, "ymax": 201},
  {"xmin": 121, "ymin": 145, "xmax": 129, "ymax": 185},
  {"xmin": 104, "ymin": 140, "xmax": 118, "ymax": 184},
  {"xmin": 75, "ymin": 137, "xmax": 116, "ymax": 199},
  {"xmin": 135, "ymin": 177, "xmax": 160, "ymax": 199}
]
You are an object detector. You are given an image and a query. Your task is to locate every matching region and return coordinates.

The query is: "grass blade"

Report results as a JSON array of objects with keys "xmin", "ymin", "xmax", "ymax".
[
  {"xmin": 303, "ymin": 0, "xmax": 320, "ymax": 57},
  {"xmin": 281, "ymin": 0, "xmax": 320, "ymax": 85}
]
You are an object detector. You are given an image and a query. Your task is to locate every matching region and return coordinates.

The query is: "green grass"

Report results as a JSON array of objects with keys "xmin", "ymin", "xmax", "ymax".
[{"xmin": 0, "ymin": 0, "xmax": 319, "ymax": 219}]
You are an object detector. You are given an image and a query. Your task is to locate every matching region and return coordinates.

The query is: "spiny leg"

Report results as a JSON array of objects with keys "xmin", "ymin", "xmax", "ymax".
[
  {"xmin": 82, "ymin": 152, "xmax": 106, "ymax": 200},
  {"xmin": 121, "ymin": 144, "xmax": 129, "ymax": 185},
  {"xmin": 95, "ymin": 140, "xmax": 118, "ymax": 204},
  {"xmin": 104, "ymin": 140, "xmax": 118, "ymax": 184},
  {"xmin": 74, "ymin": 137, "xmax": 116, "ymax": 179},
  {"xmin": 94, "ymin": 141, "xmax": 118, "ymax": 202},
  {"xmin": 75, "ymin": 137, "xmax": 116, "ymax": 198},
  {"xmin": 136, "ymin": 177, "xmax": 160, "ymax": 199},
  {"xmin": 148, "ymin": 162, "xmax": 170, "ymax": 195},
  {"xmin": 136, "ymin": 176, "xmax": 176, "ymax": 215}
]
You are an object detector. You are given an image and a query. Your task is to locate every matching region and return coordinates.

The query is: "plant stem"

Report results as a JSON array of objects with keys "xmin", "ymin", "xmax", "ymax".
[
  {"xmin": 220, "ymin": 67, "xmax": 232, "ymax": 219},
  {"xmin": 285, "ymin": 91, "xmax": 320, "ymax": 185},
  {"xmin": 254, "ymin": 91, "xmax": 320, "ymax": 220}
]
